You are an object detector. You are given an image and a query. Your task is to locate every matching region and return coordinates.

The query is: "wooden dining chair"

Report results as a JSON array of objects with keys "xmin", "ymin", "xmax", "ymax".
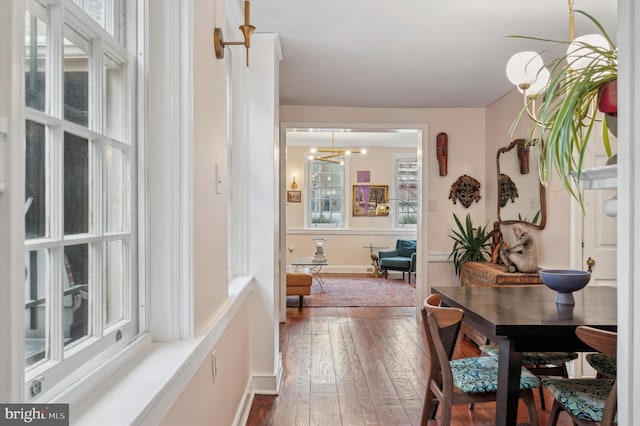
[
  {"xmin": 420, "ymin": 296, "xmax": 540, "ymax": 426},
  {"xmin": 542, "ymin": 326, "xmax": 617, "ymax": 426},
  {"xmin": 427, "ymin": 293, "xmax": 577, "ymax": 410}
]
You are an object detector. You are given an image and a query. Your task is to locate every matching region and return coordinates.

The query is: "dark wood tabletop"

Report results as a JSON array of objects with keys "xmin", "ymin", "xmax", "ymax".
[{"xmin": 431, "ymin": 285, "xmax": 617, "ymax": 426}]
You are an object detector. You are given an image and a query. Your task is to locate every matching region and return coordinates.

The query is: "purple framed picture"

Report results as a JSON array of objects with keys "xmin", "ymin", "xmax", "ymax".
[{"xmin": 357, "ymin": 170, "xmax": 370, "ymax": 183}]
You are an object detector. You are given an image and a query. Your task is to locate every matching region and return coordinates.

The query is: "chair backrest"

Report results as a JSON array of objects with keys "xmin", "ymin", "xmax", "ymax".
[
  {"xmin": 396, "ymin": 239, "xmax": 417, "ymax": 257},
  {"xmin": 424, "ymin": 294, "xmax": 459, "ymax": 361},
  {"xmin": 576, "ymin": 326, "xmax": 617, "ymax": 426},
  {"xmin": 576, "ymin": 326, "xmax": 617, "ymax": 356},
  {"xmin": 420, "ymin": 300, "xmax": 464, "ymax": 392}
]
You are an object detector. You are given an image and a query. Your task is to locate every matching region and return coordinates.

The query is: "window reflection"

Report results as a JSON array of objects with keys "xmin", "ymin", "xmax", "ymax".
[
  {"xmin": 64, "ymin": 244, "xmax": 89, "ymax": 346},
  {"xmin": 64, "ymin": 133, "xmax": 89, "ymax": 235}
]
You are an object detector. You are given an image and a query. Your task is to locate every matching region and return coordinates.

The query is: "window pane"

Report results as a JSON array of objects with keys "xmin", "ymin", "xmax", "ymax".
[
  {"xmin": 106, "ymin": 146, "xmax": 127, "ymax": 232},
  {"xmin": 64, "ymin": 133, "xmax": 89, "ymax": 235},
  {"xmin": 309, "ymin": 161, "xmax": 343, "ymax": 226},
  {"xmin": 104, "ymin": 240, "xmax": 125, "ymax": 326},
  {"xmin": 104, "ymin": 55, "xmax": 124, "ymax": 140},
  {"xmin": 64, "ymin": 30, "xmax": 89, "ymax": 126},
  {"xmin": 74, "ymin": 0, "xmax": 112, "ymax": 34},
  {"xmin": 64, "ymin": 244, "xmax": 89, "ymax": 346},
  {"xmin": 25, "ymin": 121, "xmax": 47, "ymax": 239},
  {"xmin": 25, "ymin": 11, "xmax": 47, "ymax": 111},
  {"xmin": 25, "ymin": 249, "xmax": 49, "ymax": 368},
  {"xmin": 396, "ymin": 158, "xmax": 418, "ymax": 227}
]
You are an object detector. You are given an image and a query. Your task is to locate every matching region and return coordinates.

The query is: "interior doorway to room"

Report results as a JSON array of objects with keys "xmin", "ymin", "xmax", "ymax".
[{"xmin": 279, "ymin": 124, "xmax": 426, "ymax": 318}]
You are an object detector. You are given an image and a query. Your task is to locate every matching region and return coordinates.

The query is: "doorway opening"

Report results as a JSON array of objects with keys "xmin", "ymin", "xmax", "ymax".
[{"xmin": 279, "ymin": 123, "xmax": 428, "ymax": 319}]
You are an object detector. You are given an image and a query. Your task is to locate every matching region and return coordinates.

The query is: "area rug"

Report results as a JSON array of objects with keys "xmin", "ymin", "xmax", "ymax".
[{"xmin": 286, "ymin": 275, "xmax": 416, "ymax": 307}]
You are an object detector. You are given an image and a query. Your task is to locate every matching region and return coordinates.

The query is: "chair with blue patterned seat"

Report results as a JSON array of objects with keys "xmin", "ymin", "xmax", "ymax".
[
  {"xmin": 586, "ymin": 352, "xmax": 617, "ymax": 379},
  {"xmin": 542, "ymin": 326, "xmax": 617, "ymax": 426},
  {"xmin": 420, "ymin": 295, "xmax": 540, "ymax": 426},
  {"xmin": 479, "ymin": 344, "xmax": 578, "ymax": 410}
]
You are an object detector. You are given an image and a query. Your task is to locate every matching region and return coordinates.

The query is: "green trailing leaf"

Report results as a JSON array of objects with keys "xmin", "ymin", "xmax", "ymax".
[
  {"xmin": 509, "ymin": 10, "xmax": 617, "ymax": 212},
  {"xmin": 447, "ymin": 213, "xmax": 493, "ymax": 276}
]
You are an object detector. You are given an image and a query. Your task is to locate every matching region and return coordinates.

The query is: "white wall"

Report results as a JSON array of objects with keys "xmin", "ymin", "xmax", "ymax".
[{"xmin": 0, "ymin": 0, "xmax": 27, "ymax": 402}]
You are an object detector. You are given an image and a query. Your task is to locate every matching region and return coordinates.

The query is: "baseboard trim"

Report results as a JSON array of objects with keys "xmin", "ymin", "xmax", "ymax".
[{"xmin": 234, "ymin": 353, "xmax": 283, "ymax": 426}]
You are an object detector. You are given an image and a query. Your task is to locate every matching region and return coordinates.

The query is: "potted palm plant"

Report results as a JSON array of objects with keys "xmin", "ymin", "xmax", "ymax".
[
  {"xmin": 448, "ymin": 213, "xmax": 492, "ymax": 277},
  {"xmin": 507, "ymin": 9, "xmax": 617, "ymax": 210}
]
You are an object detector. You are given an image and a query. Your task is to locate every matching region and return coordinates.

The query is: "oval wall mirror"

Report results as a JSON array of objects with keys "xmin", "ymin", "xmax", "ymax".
[{"xmin": 496, "ymin": 139, "xmax": 546, "ymax": 229}]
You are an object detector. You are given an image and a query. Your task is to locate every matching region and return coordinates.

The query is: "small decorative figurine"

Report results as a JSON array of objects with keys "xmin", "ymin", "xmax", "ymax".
[
  {"xmin": 490, "ymin": 221, "xmax": 504, "ymax": 264},
  {"xmin": 500, "ymin": 224, "xmax": 538, "ymax": 273},
  {"xmin": 449, "ymin": 175, "xmax": 481, "ymax": 208}
]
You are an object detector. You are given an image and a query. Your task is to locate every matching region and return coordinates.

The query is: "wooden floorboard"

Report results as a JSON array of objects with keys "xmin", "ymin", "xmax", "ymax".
[{"xmin": 246, "ymin": 306, "xmax": 575, "ymax": 426}]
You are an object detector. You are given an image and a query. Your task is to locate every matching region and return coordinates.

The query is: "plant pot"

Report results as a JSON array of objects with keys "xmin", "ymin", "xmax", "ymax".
[{"xmin": 598, "ymin": 80, "xmax": 617, "ymax": 116}]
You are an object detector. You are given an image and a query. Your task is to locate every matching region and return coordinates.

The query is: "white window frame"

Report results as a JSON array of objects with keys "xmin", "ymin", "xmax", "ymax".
[
  {"xmin": 22, "ymin": 0, "xmax": 139, "ymax": 402},
  {"xmin": 392, "ymin": 153, "xmax": 418, "ymax": 229},
  {"xmin": 304, "ymin": 154, "xmax": 348, "ymax": 229}
]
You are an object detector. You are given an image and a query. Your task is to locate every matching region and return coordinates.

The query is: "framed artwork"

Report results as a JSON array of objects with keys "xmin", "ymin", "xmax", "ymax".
[
  {"xmin": 357, "ymin": 170, "xmax": 371, "ymax": 183},
  {"xmin": 352, "ymin": 185, "xmax": 388, "ymax": 216},
  {"xmin": 287, "ymin": 190, "xmax": 302, "ymax": 203}
]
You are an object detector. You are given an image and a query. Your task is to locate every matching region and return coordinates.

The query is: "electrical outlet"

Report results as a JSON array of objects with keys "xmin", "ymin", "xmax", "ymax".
[
  {"xmin": 31, "ymin": 378, "xmax": 43, "ymax": 397},
  {"xmin": 211, "ymin": 351, "xmax": 218, "ymax": 384}
]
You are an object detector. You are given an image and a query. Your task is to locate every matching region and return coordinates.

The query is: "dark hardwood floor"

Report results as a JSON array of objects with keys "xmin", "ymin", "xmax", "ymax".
[{"xmin": 246, "ymin": 306, "xmax": 574, "ymax": 426}]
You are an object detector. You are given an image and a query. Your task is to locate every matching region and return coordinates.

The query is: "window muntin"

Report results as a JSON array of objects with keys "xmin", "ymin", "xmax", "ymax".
[
  {"xmin": 23, "ymin": 0, "xmax": 136, "ymax": 397},
  {"xmin": 394, "ymin": 156, "xmax": 418, "ymax": 227},
  {"xmin": 308, "ymin": 160, "xmax": 344, "ymax": 227}
]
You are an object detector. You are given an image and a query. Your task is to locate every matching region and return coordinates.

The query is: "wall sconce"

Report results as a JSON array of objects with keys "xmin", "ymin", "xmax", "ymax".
[
  {"xmin": 213, "ymin": 0, "xmax": 256, "ymax": 66},
  {"xmin": 291, "ymin": 176, "xmax": 298, "ymax": 189}
]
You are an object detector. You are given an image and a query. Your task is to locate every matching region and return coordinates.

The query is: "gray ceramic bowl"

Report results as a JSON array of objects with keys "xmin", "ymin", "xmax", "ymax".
[{"xmin": 539, "ymin": 269, "xmax": 591, "ymax": 305}]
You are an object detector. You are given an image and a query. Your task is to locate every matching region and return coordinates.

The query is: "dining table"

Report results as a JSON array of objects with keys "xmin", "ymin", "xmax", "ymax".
[{"xmin": 431, "ymin": 285, "xmax": 617, "ymax": 426}]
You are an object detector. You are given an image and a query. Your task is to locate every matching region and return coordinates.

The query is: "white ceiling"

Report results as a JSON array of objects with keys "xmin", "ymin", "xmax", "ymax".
[
  {"xmin": 251, "ymin": 0, "xmax": 617, "ymax": 109},
  {"xmin": 285, "ymin": 128, "xmax": 421, "ymax": 148}
]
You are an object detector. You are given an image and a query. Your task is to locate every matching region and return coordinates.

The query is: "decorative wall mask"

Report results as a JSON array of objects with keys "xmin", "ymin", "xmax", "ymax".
[
  {"xmin": 498, "ymin": 173, "xmax": 519, "ymax": 207},
  {"xmin": 436, "ymin": 132, "xmax": 448, "ymax": 176},
  {"xmin": 517, "ymin": 140, "xmax": 530, "ymax": 174},
  {"xmin": 449, "ymin": 175, "xmax": 481, "ymax": 208}
]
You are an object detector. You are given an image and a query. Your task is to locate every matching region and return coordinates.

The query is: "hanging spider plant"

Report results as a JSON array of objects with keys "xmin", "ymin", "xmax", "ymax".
[{"xmin": 508, "ymin": 9, "xmax": 617, "ymax": 211}]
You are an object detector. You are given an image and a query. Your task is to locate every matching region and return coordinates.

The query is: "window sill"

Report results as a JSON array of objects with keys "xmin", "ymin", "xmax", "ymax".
[{"xmin": 59, "ymin": 276, "xmax": 254, "ymax": 425}]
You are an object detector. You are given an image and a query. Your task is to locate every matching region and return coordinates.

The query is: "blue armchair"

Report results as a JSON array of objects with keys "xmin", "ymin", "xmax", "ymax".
[{"xmin": 378, "ymin": 239, "xmax": 417, "ymax": 282}]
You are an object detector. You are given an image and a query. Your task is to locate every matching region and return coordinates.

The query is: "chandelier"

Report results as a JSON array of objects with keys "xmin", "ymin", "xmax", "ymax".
[
  {"xmin": 504, "ymin": 0, "xmax": 613, "ymax": 126},
  {"xmin": 308, "ymin": 132, "xmax": 366, "ymax": 165}
]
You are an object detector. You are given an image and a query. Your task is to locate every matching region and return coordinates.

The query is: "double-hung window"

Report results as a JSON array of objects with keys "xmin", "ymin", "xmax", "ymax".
[
  {"xmin": 393, "ymin": 155, "xmax": 418, "ymax": 228},
  {"xmin": 307, "ymin": 159, "xmax": 344, "ymax": 227},
  {"xmin": 24, "ymin": 0, "xmax": 138, "ymax": 400}
]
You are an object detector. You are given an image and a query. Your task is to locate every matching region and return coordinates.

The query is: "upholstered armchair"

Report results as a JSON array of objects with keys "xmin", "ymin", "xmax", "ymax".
[{"xmin": 378, "ymin": 239, "xmax": 417, "ymax": 282}]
